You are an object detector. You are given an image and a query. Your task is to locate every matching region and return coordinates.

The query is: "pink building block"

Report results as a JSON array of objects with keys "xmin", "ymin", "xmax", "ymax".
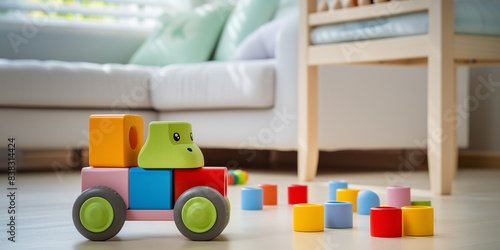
[
  {"xmin": 81, "ymin": 167, "xmax": 130, "ymax": 208},
  {"xmin": 126, "ymin": 210, "xmax": 174, "ymax": 221},
  {"xmin": 386, "ymin": 186, "xmax": 411, "ymax": 208}
]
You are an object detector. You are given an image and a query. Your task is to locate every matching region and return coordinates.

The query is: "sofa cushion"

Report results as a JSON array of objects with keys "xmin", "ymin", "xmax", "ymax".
[
  {"xmin": 129, "ymin": 2, "xmax": 232, "ymax": 66},
  {"xmin": 213, "ymin": 0, "xmax": 279, "ymax": 60},
  {"xmin": 0, "ymin": 59, "xmax": 152, "ymax": 109},
  {"xmin": 150, "ymin": 60, "xmax": 275, "ymax": 111},
  {"xmin": 274, "ymin": 0, "xmax": 299, "ymax": 19},
  {"xmin": 232, "ymin": 18, "xmax": 287, "ymax": 60}
]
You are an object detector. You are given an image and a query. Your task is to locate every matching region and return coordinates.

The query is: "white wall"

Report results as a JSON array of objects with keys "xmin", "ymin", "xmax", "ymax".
[
  {"xmin": 317, "ymin": 65, "xmax": 470, "ymax": 151},
  {"xmin": 468, "ymin": 66, "xmax": 500, "ymax": 151}
]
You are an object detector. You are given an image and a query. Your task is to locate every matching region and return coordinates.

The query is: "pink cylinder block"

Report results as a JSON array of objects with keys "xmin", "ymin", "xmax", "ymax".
[{"xmin": 386, "ymin": 186, "xmax": 411, "ymax": 208}]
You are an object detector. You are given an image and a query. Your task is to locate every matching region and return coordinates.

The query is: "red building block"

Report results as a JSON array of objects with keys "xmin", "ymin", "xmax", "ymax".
[
  {"xmin": 370, "ymin": 207, "xmax": 402, "ymax": 237},
  {"xmin": 288, "ymin": 184, "xmax": 308, "ymax": 204},
  {"xmin": 174, "ymin": 167, "xmax": 227, "ymax": 203}
]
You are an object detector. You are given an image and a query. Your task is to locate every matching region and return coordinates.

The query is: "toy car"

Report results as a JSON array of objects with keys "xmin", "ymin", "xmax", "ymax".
[{"xmin": 72, "ymin": 115, "xmax": 230, "ymax": 241}]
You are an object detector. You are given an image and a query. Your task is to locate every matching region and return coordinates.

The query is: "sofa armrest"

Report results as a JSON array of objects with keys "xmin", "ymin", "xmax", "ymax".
[
  {"xmin": 271, "ymin": 11, "xmax": 300, "ymax": 148},
  {"xmin": 274, "ymin": 11, "xmax": 299, "ymax": 109}
]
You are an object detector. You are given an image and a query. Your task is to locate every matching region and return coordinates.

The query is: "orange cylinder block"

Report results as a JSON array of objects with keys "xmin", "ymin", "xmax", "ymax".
[{"xmin": 258, "ymin": 184, "xmax": 278, "ymax": 205}]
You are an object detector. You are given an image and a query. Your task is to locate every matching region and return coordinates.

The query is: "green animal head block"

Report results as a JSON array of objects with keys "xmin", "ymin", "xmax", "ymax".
[{"xmin": 138, "ymin": 122, "xmax": 204, "ymax": 169}]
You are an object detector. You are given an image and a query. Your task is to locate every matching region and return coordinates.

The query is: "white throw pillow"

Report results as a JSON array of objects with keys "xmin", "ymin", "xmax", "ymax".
[{"xmin": 232, "ymin": 18, "xmax": 286, "ymax": 60}]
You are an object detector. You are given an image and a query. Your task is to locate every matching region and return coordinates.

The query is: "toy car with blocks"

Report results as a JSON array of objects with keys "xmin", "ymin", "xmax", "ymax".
[{"xmin": 72, "ymin": 114, "xmax": 230, "ymax": 241}]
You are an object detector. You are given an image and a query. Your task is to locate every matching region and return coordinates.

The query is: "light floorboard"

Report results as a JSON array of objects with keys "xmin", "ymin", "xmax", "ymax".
[{"xmin": 1, "ymin": 168, "xmax": 499, "ymax": 249}]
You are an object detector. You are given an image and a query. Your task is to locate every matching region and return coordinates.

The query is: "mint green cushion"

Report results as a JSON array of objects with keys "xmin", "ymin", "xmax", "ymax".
[
  {"xmin": 213, "ymin": 0, "xmax": 279, "ymax": 61},
  {"xmin": 129, "ymin": 3, "xmax": 232, "ymax": 66}
]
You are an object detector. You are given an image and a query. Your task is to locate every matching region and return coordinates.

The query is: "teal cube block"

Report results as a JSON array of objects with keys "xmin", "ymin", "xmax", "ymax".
[{"xmin": 129, "ymin": 167, "xmax": 173, "ymax": 209}]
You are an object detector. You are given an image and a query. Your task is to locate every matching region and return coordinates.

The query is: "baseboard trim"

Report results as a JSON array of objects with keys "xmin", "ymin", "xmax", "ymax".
[
  {"xmin": 3, "ymin": 149, "xmax": 500, "ymax": 172},
  {"xmin": 459, "ymin": 151, "xmax": 500, "ymax": 169}
]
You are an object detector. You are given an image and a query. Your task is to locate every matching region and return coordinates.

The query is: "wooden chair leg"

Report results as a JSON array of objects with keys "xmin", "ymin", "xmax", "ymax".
[
  {"xmin": 298, "ymin": 66, "xmax": 319, "ymax": 181},
  {"xmin": 298, "ymin": 144, "xmax": 319, "ymax": 181},
  {"xmin": 298, "ymin": 0, "xmax": 320, "ymax": 181},
  {"xmin": 427, "ymin": 66, "xmax": 458, "ymax": 195},
  {"xmin": 427, "ymin": 0, "xmax": 457, "ymax": 195}
]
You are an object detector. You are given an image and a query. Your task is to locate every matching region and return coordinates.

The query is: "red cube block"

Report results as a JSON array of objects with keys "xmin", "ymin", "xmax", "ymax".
[
  {"xmin": 288, "ymin": 184, "xmax": 308, "ymax": 204},
  {"xmin": 174, "ymin": 167, "xmax": 227, "ymax": 203}
]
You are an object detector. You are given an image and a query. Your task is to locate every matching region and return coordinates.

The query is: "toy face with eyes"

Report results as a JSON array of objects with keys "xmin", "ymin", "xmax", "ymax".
[{"xmin": 138, "ymin": 121, "xmax": 204, "ymax": 169}]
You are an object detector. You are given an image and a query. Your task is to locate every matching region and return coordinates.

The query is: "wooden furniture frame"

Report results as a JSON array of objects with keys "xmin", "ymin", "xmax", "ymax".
[{"xmin": 298, "ymin": 0, "xmax": 500, "ymax": 194}]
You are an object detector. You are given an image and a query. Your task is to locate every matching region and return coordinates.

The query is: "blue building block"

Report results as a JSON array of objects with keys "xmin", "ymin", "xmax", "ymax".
[
  {"xmin": 357, "ymin": 190, "xmax": 380, "ymax": 215},
  {"xmin": 241, "ymin": 187, "xmax": 263, "ymax": 210},
  {"xmin": 328, "ymin": 180, "xmax": 348, "ymax": 201},
  {"xmin": 129, "ymin": 167, "xmax": 173, "ymax": 209},
  {"xmin": 324, "ymin": 201, "xmax": 353, "ymax": 229}
]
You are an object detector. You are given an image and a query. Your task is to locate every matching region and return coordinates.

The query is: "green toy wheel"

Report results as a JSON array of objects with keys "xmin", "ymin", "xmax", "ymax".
[
  {"xmin": 181, "ymin": 197, "xmax": 217, "ymax": 233},
  {"xmin": 73, "ymin": 186, "xmax": 126, "ymax": 241},
  {"xmin": 80, "ymin": 197, "xmax": 114, "ymax": 233},
  {"xmin": 226, "ymin": 198, "xmax": 231, "ymax": 228},
  {"xmin": 174, "ymin": 186, "xmax": 229, "ymax": 241}
]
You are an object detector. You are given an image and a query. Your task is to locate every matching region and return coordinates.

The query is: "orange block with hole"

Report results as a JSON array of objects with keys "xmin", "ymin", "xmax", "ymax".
[{"xmin": 89, "ymin": 114, "xmax": 144, "ymax": 167}]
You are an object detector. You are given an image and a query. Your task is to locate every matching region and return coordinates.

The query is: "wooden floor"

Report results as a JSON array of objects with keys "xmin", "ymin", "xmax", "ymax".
[{"xmin": 2, "ymin": 168, "xmax": 500, "ymax": 249}]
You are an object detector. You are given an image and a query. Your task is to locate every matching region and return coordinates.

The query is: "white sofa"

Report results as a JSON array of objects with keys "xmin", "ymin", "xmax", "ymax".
[{"xmin": 0, "ymin": 10, "xmax": 469, "ymax": 156}]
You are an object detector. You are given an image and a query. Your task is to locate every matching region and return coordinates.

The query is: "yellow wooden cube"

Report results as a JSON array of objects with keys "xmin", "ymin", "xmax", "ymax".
[
  {"xmin": 89, "ymin": 114, "xmax": 144, "ymax": 167},
  {"xmin": 293, "ymin": 204, "xmax": 324, "ymax": 232}
]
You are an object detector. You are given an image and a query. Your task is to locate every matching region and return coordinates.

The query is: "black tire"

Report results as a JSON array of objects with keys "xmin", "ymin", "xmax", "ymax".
[
  {"xmin": 72, "ymin": 186, "xmax": 126, "ymax": 241},
  {"xmin": 174, "ymin": 186, "xmax": 229, "ymax": 241}
]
